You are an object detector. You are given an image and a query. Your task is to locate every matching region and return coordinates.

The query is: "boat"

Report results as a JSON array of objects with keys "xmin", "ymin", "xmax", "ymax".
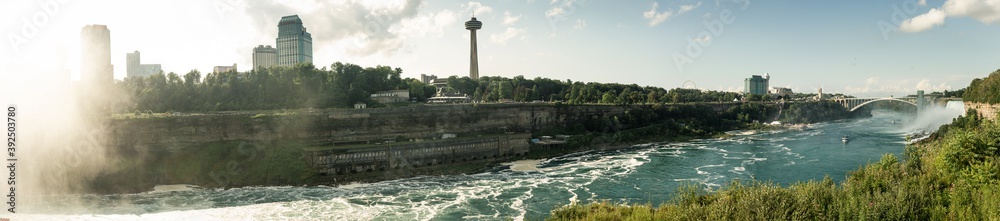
[{"xmin": 842, "ymin": 135, "xmax": 850, "ymax": 143}]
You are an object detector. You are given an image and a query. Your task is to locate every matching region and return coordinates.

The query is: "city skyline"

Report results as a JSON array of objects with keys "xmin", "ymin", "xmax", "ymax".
[{"xmin": 2, "ymin": 0, "xmax": 1000, "ymax": 97}]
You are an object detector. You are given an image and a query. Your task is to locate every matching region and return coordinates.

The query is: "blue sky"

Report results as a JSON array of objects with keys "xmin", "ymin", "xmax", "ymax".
[{"xmin": 2, "ymin": 0, "xmax": 999, "ymax": 98}]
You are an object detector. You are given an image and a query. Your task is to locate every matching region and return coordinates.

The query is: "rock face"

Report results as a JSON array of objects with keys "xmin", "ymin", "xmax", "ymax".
[
  {"xmin": 93, "ymin": 104, "xmax": 633, "ymax": 192},
  {"xmin": 965, "ymin": 102, "xmax": 1000, "ymax": 121},
  {"xmin": 108, "ymin": 104, "xmax": 628, "ymax": 152},
  {"xmin": 98, "ymin": 103, "xmax": 763, "ymax": 192}
]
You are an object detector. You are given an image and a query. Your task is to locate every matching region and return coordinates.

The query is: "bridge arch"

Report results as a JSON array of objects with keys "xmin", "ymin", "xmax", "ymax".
[{"xmin": 848, "ymin": 98, "xmax": 917, "ymax": 112}]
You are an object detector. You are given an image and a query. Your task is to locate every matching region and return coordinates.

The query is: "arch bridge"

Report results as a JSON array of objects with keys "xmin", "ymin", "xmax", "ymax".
[{"xmin": 832, "ymin": 97, "xmax": 920, "ymax": 112}]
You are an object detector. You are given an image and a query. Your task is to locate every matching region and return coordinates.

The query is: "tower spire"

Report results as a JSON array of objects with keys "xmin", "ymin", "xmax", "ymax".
[{"xmin": 465, "ymin": 16, "xmax": 483, "ymax": 80}]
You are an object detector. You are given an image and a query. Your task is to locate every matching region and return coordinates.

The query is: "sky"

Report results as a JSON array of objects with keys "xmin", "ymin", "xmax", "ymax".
[{"xmin": 2, "ymin": 0, "xmax": 999, "ymax": 98}]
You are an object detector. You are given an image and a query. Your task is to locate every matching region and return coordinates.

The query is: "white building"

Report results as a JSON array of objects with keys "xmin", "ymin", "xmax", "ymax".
[
  {"xmin": 371, "ymin": 90, "xmax": 410, "ymax": 103},
  {"xmin": 213, "ymin": 63, "xmax": 237, "ymax": 73},
  {"xmin": 770, "ymin": 87, "xmax": 794, "ymax": 99},
  {"xmin": 252, "ymin": 45, "xmax": 277, "ymax": 71}
]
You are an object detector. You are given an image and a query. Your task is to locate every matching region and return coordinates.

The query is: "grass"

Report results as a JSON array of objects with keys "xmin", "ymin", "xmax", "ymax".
[{"xmin": 546, "ymin": 113, "xmax": 1000, "ymax": 221}]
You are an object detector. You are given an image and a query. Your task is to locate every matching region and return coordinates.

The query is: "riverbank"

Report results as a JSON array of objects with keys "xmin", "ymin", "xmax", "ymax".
[{"xmin": 546, "ymin": 108, "xmax": 1000, "ymax": 220}]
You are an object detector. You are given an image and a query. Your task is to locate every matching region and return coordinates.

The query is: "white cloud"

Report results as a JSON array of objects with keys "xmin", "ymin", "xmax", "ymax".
[
  {"xmin": 919, "ymin": 0, "xmax": 928, "ymax": 6},
  {"xmin": 243, "ymin": 0, "xmax": 423, "ymax": 56},
  {"xmin": 643, "ymin": 2, "xmax": 701, "ymax": 27},
  {"xmin": 900, "ymin": 0, "xmax": 1000, "ymax": 33},
  {"xmin": 490, "ymin": 27, "xmax": 526, "ymax": 44},
  {"xmin": 545, "ymin": 0, "xmax": 580, "ymax": 19},
  {"xmin": 865, "ymin": 77, "xmax": 880, "ymax": 85},
  {"xmin": 899, "ymin": 8, "xmax": 947, "ymax": 32},
  {"xmin": 679, "ymin": 2, "xmax": 702, "ymax": 14},
  {"xmin": 717, "ymin": 86, "xmax": 743, "ymax": 93},
  {"xmin": 942, "ymin": 0, "xmax": 1000, "ymax": 23},
  {"xmin": 643, "ymin": 2, "xmax": 675, "ymax": 27},
  {"xmin": 843, "ymin": 77, "xmax": 952, "ymax": 95},
  {"xmin": 394, "ymin": 10, "xmax": 458, "ymax": 38},
  {"xmin": 916, "ymin": 79, "xmax": 953, "ymax": 91},
  {"xmin": 502, "ymin": 11, "xmax": 522, "ymax": 25},
  {"xmin": 546, "ymin": 7, "xmax": 564, "ymax": 18},
  {"xmin": 574, "ymin": 19, "xmax": 588, "ymax": 30},
  {"xmin": 465, "ymin": 2, "xmax": 493, "ymax": 16}
]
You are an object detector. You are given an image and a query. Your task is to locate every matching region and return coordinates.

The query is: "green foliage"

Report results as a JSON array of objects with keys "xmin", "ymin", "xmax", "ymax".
[
  {"xmin": 548, "ymin": 87, "xmax": 1000, "ymax": 220},
  {"xmin": 780, "ymin": 101, "xmax": 854, "ymax": 124},
  {"xmin": 117, "ymin": 62, "xmax": 407, "ymax": 112},
  {"xmin": 724, "ymin": 102, "xmax": 776, "ymax": 124},
  {"xmin": 116, "ymin": 60, "xmax": 787, "ymax": 113},
  {"xmin": 942, "ymin": 88, "xmax": 966, "ymax": 98},
  {"xmin": 661, "ymin": 88, "xmax": 740, "ymax": 103},
  {"xmin": 963, "ymin": 69, "xmax": 1000, "ymax": 104}
]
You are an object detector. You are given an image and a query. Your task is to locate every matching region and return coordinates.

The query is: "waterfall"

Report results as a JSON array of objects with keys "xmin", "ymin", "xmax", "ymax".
[{"xmin": 900, "ymin": 100, "xmax": 965, "ymax": 139}]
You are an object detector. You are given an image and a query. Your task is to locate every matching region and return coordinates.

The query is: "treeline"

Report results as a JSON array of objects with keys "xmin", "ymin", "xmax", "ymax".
[
  {"xmin": 962, "ymin": 69, "xmax": 1000, "ymax": 104},
  {"xmin": 446, "ymin": 76, "xmax": 743, "ymax": 105},
  {"xmin": 780, "ymin": 100, "xmax": 860, "ymax": 124},
  {"xmin": 113, "ymin": 62, "xmax": 755, "ymax": 112},
  {"xmin": 116, "ymin": 62, "xmax": 430, "ymax": 112}
]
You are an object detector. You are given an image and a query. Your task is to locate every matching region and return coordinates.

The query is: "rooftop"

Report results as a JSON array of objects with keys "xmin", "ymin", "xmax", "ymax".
[{"xmin": 278, "ymin": 15, "xmax": 303, "ymax": 26}]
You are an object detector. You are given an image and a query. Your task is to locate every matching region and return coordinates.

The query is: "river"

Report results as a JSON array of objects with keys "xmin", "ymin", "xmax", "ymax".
[{"xmin": 15, "ymin": 102, "xmax": 964, "ymax": 221}]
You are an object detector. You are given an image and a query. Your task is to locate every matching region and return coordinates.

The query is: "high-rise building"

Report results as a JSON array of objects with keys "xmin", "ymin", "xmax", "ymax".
[
  {"xmin": 465, "ymin": 17, "xmax": 482, "ymax": 80},
  {"xmin": 253, "ymin": 45, "xmax": 278, "ymax": 71},
  {"xmin": 81, "ymin": 24, "xmax": 113, "ymax": 113},
  {"xmin": 126, "ymin": 51, "xmax": 140, "ymax": 77},
  {"xmin": 276, "ymin": 15, "xmax": 312, "ymax": 66},
  {"xmin": 126, "ymin": 51, "xmax": 162, "ymax": 78},
  {"xmin": 142, "ymin": 64, "xmax": 162, "ymax": 76},
  {"xmin": 81, "ymin": 24, "xmax": 113, "ymax": 88},
  {"xmin": 744, "ymin": 73, "xmax": 770, "ymax": 95}
]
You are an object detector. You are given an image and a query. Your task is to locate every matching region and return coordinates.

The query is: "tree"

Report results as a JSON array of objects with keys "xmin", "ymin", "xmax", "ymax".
[
  {"xmin": 601, "ymin": 91, "xmax": 616, "ymax": 104},
  {"xmin": 499, "ymin": 81, "xmax": 513, "ymax": 100},
  {"xmin": 408, "ymin": 80, "xmax": 428, "ymax": 102}
]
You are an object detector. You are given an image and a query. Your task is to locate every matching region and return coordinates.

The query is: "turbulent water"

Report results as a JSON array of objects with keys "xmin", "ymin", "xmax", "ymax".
[{"xmin": 15, "ymin": 102, "xmax": 965, "ymax": 221}]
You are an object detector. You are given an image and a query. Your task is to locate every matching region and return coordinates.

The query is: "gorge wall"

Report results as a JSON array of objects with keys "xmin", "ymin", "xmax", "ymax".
[
  {"xmin": 965, "ymin": 102, "xmax": 1000, "ymax": 121},
  {"xmin": 89, "ymin": 102, "xmax": 752, "ymax": 193}
]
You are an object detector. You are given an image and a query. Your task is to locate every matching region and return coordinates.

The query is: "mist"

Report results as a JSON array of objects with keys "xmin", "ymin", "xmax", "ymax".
[
  {"xmin": 4, "ymin": 52, "xmax": 127, "ymax": 214},
  {"xmin": 897, "ymin": 100, "xmax": 965, "ymax": 139}
]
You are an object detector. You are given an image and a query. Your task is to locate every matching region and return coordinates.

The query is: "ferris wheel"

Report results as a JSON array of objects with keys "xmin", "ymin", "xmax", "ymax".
[{"xmin": 681, "ymin": 80, "xmax": 697, "ymax": 89}]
